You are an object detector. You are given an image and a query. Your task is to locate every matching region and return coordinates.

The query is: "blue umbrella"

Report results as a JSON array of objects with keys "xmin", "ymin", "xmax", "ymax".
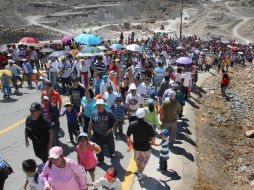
[
  {"xmin": 110, "ymin": 44, "xmax": 124, "ymax": 50},
  {"xmin": 74, "ymin": 34, "xmax": 102, "ymax": 45}
]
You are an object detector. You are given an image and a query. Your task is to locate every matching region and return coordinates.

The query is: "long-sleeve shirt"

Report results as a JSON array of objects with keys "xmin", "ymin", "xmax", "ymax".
[
  {"xmin": 61, "ymin": 107, "xmax": 78, "ymax": 124},
  {"xmin": 39, "ymin": 158, "xmax": 87, "ymax": 190}
]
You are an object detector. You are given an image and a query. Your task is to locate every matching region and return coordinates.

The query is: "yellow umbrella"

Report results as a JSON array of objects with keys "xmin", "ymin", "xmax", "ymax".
[
  {"xmin": 68, "ymin": 49, "xmax": 80, "ymax": 57},
  {"xmin": 0, "ymin": 70, "xmax": 12, "ymax": 77}
]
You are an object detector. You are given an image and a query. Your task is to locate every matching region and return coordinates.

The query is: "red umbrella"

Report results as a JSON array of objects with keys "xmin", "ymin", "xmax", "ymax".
[
  {"xmin": 111, "ymin": 49, "xmax": 126, "ymax": 54},
  {"xmin": 19, "ymin": 37, "xmax": 39, "ymax": 44}
]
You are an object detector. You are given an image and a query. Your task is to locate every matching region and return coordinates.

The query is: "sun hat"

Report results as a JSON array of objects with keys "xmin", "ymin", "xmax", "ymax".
[
  {"xmin": 48, "ymin": 146, "xmax": 63, "ymax": 159},
  {"xmin": 64, "ymin": 102, "xmax": 73, "ymax": 107},
  {"xmin": 136, "ymin": 108, "xmax": 146, "ymax": 118}
]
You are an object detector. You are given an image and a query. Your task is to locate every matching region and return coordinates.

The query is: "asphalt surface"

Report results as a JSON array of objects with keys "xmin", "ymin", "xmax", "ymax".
[
  {"xmin": 0, "ymin": 84, "xmax": 132, "ymax": 190},
  {"xmin": 0, "ymin": 72, "xmax": 211, "ymax": 189}
]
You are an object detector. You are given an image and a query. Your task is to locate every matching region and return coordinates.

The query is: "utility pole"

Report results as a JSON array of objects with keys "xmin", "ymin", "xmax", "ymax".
[{"xmin": 180, "ymin": 0, "xmax": 184, "ymax": 39}]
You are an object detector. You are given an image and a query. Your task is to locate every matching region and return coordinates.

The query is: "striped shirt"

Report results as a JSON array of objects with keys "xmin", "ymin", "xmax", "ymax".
[
  {"xmin": 160, "ymin": 138, "xmax": 169, "ymax": 158},
  {"xmin": 112, "ymin": 104, "xmax": 126, "ymax": 121},
  {"xmin": 94, "ymin": 61, "xmax": 107, "ymax": 74}
]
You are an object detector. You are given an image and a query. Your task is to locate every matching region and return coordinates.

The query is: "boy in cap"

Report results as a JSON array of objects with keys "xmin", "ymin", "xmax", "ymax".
[
  {"xmin": 158, "ymin": 129, "xmax": 170, "ymax": 171},
  {"xmin": 60, "ymin": 102, "xmax": 78, "ymax": 143}
]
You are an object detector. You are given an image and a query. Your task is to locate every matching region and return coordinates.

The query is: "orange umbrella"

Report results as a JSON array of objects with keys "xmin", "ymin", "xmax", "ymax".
[{"xmin": 68, "ymin": 49, "xmax": 80, "ymax": 56}]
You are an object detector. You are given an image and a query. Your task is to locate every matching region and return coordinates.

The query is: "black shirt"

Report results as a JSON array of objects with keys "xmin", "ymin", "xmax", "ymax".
[
  {"xmin": 69, "ymin": 85, "xmax": 85, "ymax": 107},
  {"xmin": 25, "ymin": 115, "xmax": 52, "ymax": 145},
  {"xmin": 127, "ymin": 119, "xmax": 155, "ymax": 151}
]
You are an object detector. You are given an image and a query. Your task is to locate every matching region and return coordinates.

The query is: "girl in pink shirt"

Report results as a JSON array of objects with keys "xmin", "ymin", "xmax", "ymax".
[
  {"xmin": 39, "ymin": 146, "xmax": 88, "ymax": 190},
  {"xmin": 77, "ymin": 132, "xmax": 101, "ymax": 183}
]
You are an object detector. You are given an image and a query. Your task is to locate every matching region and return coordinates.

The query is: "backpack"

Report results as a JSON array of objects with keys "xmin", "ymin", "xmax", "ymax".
[{"xmin": 0, "ymin": 157, "xmax": 13, "ymax": 179}]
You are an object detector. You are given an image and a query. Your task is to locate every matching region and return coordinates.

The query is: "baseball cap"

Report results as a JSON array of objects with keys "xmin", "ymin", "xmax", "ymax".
[
  {"xmin": 42, "ymin": 96, "xmax": 49, "ymax": 101},
  {"xmin": 136, "ymin": 108, "xmax": 145, "ymax": 118},
  {"xmin": 107, "ymin": 85, "xmax": 113, "ymax": 90},
  {"xmin": 78, "ymin": 132, "xmax": 88, "ymax": 141},
  {"xmin": 45, "ymin": 81, "xmax": 52, "ymax": 87},
  {"xmin": 129, "ymin": 84, "xmax": 137, "ymax": 90},
  {"xmin": 71, "ymin": 76, "xmax": 79, "ymax": 82},
  {"xmin": 30, "ymin": 102, "xmax": 41, "ymax": 111},
  {"xmin": 96, "ymin": 99, "xmax": 105, "ymax": 105},
  {"xmin": 48, "ymin": 146, "xmax": 63, "ymax": 159},
  {"xmin": 160, "ymin": 129, "xmax": 170, "ymax": 136}
]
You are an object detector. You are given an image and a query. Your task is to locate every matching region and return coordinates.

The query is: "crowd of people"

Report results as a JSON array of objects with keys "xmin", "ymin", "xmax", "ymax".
[{"xmin": 0, "ymin": 32, "xmax": 254, "ymax": 190}]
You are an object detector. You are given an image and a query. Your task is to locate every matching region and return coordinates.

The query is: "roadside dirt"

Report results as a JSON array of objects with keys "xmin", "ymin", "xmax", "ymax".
[{"xmin": 194, "ymin": 64, "xmax": 254, "ymax": 190}]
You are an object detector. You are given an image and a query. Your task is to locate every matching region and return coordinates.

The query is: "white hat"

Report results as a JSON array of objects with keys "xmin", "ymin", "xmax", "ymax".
[
  {"xmin": 136, "ymin": 108, "xmax": 145, "ymax": 118},
  {"xmin": 96, "ymin": 99, "xmax": 105, "ymax": 105},
  {"xmin": 8, "ymin": 59, "xmax": 15, "ymax": 64},
  {"xmin": 129, "ymin": 84, "xmax": 137, "ymax": 90},
  {"xmin": 168, "ymin": 90, "xmax": 176, "ymax": 99}
]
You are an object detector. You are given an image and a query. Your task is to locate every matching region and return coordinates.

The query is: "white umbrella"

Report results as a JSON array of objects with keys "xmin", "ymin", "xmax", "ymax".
[
  {"xmin": 126, "ymin": 44, "xmax": 142, "ymax": 52},
  {"xmin": 97, "ymin": 46, "xmax": 108, "ymax": 51},
  {"xmin": 40, "ymin": 48, "xmax": 54, "ymax": 53}
]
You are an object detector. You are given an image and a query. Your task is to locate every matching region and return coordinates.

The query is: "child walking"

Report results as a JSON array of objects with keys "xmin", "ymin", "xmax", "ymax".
[
  {"xmin": 22, "ymin": 159, "xmax": 42, "ymax": 190},
  {"xmin": 112, "ymin": 96, "xmax": 126, "ymax": 138},
  {"xmin": 60, "ymin": 102, "xmax": 78, "ymax": 143},
  {"xmin": 77, "ymin": 132, "xmax": 101, "ymax": 183},
  {"xmin": 159, "ymin": 129, "xmax": 170, "ymax": 171},
  {"xmin": 0, "ymin": 72, "xmax": 11, "ymax": 99}
]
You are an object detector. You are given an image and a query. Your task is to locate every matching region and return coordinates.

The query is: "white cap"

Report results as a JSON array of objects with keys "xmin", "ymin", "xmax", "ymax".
[
  {"xmin": 42, "ymin": 96, "xmax": 50, "ymax": 101},
  {"xmin": 8, "ymin": 59, "xmax": 15, "ymax": 64},
  {"xmin": 129, "ymin": 84, "xmax": 137, "ymax": 90},
  {"xmin": 96, "ymin": 99, "xmax": 105, "ymax": 105},
  {"xmin": 136, "ymin": 108, "xmax": 145, "ymax": 118}
]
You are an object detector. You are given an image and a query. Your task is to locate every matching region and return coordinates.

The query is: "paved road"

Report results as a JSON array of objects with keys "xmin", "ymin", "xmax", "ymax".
[
  {"xmin": 0, "ymin": 72, "xmax": 213, "ymax": 190},
  {"xmin": 0, "ymin": 86, "xmax": 132, "ymax": 190}
]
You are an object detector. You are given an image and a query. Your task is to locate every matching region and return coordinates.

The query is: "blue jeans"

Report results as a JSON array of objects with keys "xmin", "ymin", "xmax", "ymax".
[
  {"xmin": 2, "ymin": 85, "xmax": 10, "ymax": 97},
  {"xmin": 12, "ymin": 76, "xmax": 18, "ymax": 90},
  {"xmin": 49, "ymin": 72, "xmax": 57, "ymax": 86}
]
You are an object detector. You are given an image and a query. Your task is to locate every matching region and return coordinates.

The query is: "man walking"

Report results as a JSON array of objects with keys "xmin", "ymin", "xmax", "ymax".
[
  {"xmin": 159, "ymin": 91, "xmax": 179, "ymax": 147},
  {"xmin": 25, "ymin": 102, "xmax": 53, "ymax": 163},
  {"xmin": 127, "ymin": 108, "xmax": 156, "ymax": 180},
  {"xmin": 88, "ymin": 99, "xmax": 117, "ymax": 164}
]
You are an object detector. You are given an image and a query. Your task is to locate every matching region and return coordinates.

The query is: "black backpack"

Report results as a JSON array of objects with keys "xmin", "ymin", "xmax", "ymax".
[{"xmin": 0, "ymin": 157, "xmax": 13, "ymax": 179}]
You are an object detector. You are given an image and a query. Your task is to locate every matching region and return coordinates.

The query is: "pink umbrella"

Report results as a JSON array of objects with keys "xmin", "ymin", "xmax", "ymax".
[
  {"xmin": 18, "ymin": 37, "xmax": 39, "ymax": 44},
  {"xmin": 61, "ymin": 36, "xmax": 72, "ymax": 43}
]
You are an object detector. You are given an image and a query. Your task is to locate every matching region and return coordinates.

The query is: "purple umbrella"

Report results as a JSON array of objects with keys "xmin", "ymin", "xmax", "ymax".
[
  {"xmin": 61, "ymin": 36, "xmax": 72, "ymax": 43},
  {"xmin": 176, "ymin": 57, "xmax": 192, "ymax": 65}
]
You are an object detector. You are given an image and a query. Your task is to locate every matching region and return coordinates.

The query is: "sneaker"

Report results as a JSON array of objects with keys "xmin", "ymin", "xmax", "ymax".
[
  {"xmin": 67, "ymin": 139, "xmax": 72, "ymax": 143},
  {"xmin": 111, "ymin": 153, "xmax": 116, "ymax": 158},
  {"xmin": 134, "ymin": 171, "xmax": 140, "ymax": 175}
]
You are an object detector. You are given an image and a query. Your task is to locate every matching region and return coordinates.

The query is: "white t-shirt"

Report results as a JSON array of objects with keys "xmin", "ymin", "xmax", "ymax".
[
  {"xmin": 125, "ymin": 93, "xmax": 143, "ymax": 116},
  {"xmin": 104, "ymin": 91, "xmax": 118, "ymax": 107},
  {"xmin": 182, "ymin": 72, "xmax": 192, "ymax": 87},
  {"xmin": 93, "ymin": 177, "xmax": 122, "ymax": 190},
  {"xmin": 27, "ymin": 176, "xmax": 43, "ymax": 190}
]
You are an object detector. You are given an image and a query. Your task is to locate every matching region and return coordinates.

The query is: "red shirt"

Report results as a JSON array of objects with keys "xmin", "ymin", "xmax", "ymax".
[
  {"xmin": 221, "ymin": 78, "xmax": 229, "ymax": 87},
  {"xmin": 109, "ymin": 64, "xmax": 118, "ymax": 72},
  {"xmin": 41, "ymin": 89, "xmax": 62, "ymax": 108}
]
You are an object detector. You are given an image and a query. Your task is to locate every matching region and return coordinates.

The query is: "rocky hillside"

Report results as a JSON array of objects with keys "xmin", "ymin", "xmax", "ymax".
[{"xmin": 195, "ymin": 64, "xmax": 254, "ymax": 190}]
